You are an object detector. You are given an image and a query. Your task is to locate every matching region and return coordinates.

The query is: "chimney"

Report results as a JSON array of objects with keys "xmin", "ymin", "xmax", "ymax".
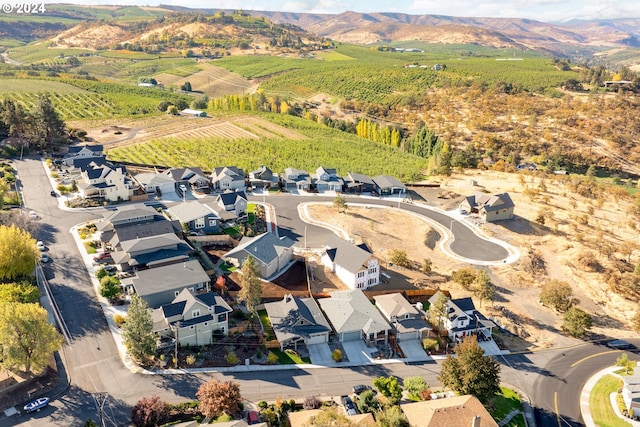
[{"xmin": 471, "ymin": 415, "xmax": 481, "ymax": 427}]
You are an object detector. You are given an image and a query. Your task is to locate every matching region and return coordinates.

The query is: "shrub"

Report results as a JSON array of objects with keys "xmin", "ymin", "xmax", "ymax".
[
  {"xmin": 186, "ymin": 354, "xmax": 196, "ymax": 366},
  {"xmin": 113, "ymin": 313, "xmax": 126, "ymax": 328},
  {"xmin": 266, "ymin": 351, "xmax": 278, "ymax": 364},
  {"xmin": 96, "ymin": 268, "xmax": 108, "ymax": 279},
  {"xmin": 422, "ymin": 338, "xmax": 439, "ymax": 352},
  {"xmin": 303, "ymin": 395, "xmax": 321, "ymax": 410},
  {"xmin": 226, "ymin": 351, "xmax": 239, "ymax": 365},
  {"xmin": 331, "ymin": 349, "xmax": 342, "ymax": 362}
]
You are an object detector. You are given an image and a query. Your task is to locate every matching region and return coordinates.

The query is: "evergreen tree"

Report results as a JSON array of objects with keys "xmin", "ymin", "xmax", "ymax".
[
  {"xmin": 237, "ymin": 255, "xmax": 262, "ymax": 315},
  {"xmin": 34, "ymin": 94, "xmax": 66, "ymax": 146},
  {"xmin": 121, "ymin": 294, "xmax": 156, "ymax": 362}
]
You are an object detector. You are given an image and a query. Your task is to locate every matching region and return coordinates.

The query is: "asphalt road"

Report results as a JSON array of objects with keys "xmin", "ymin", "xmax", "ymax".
[{"xmin": 5, "ymin": 158, "xmax": 623, "ymax": 427}]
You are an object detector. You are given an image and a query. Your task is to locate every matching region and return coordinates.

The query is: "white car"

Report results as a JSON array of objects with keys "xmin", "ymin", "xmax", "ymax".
[
  {"xmin": 36, "ymin": 241, "xmax": 45, "ymax": 251},
  {"xmin": 29, "ymin": 211, "xmax": 38, "ymax": 219}
]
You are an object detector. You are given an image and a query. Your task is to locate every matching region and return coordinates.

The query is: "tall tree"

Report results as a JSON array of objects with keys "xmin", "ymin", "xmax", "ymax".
[
  {"xmin": 474, "ymin": 270, "xmax": 495, "ymax": 307},
  {"xmin": 540, "ymin": 280, "xmax": 575, "ymax": 313},
  {"xmin": 0, "ymin": 225, "xmax": 37, "ymax": 281},
  {"xmin": 438, "ymin": 335, "xmax": 501, "ymax": 404},
  {"xmin": 0, "ymin": 282, "xmax": 39, "ymax": 303},
  {"xmin": 34, "ymin": 94, "xmax": 66, "ymax": 146},
  {"xmin": 237, "ymin": 255, "xmax": 262, "ymax": 315},
  {"xmin": 131, "ymin": 396, "xmax": 170, "ymax": 427},
  {"xmin": 121, "ymin": 294, "xmax": 156, "ymax": 362},
  {"xmin": 428, "ymin": 292, "xmax": 449, "ymax": 332},
  {"xmin": 373, "ymin": 376, "xmax": 403, "ymax": 406},
  {"xmin": 0, "ymin": 302, "xmax": 63, "ymax": 374},
  {"xmin": 562, "ymin": 306, "xmax": 592, "ymax": 338},
  {"xmin": 196, "ymin": 379, "xmax": 242, "ymax": 419}
]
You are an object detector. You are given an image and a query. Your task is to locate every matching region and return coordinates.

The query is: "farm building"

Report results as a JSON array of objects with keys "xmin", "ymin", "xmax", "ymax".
[{"xmin": 181, "ymin": 109, "xmax": 207, "ymax": 117}]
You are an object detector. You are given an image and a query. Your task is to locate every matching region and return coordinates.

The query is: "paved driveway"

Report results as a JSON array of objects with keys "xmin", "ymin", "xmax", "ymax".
[
  {"xmin": 399, "ymin": 340, "xmax": 432, "ymax": 363},
  {"xmin": 307, "ymin": 343, "xmax": 336, "ymax": 366},
  {"xmin": 342, "ymin": 341, "xmax": 376, "ymax": 365}
]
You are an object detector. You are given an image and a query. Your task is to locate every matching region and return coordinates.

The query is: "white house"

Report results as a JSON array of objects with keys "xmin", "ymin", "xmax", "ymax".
[
  {"xmin": 321, "ymin": 235, "xmax": 379, "ymax": 290},
  {"xmin": 428, "ymin": 291, "xmax": 495, "ymax": 343},
  {"xmin": 77, "ymin": 161, "xmax": 132, "ymax": 202},
  {"xmin": 211, "ymin": 166, "xmax": 245, "ymax": 192},
  {"xmin": 63, "ymin": 144, "xmax": 104, "ymax": 166}
]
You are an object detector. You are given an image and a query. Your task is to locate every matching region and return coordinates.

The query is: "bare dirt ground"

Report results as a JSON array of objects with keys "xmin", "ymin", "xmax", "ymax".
[{"xmin": 305, "ymin": 170, "xmax": 640, "ymax": 350}]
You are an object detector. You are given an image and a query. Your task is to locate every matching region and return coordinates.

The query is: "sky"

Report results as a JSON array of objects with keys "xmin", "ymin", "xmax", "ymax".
[{"xmin": 93, "ymin": 0, "xmax": 640, "ymax": 22}]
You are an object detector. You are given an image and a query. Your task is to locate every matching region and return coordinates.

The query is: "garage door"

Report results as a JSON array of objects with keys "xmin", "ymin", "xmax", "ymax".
[
  {"xmin": 306, "ymin": 333, "xmax": 328, "ymax": 345},
  {"xmin": 340, "ymin": 331, "xmax": 361, "ymax": 342}
]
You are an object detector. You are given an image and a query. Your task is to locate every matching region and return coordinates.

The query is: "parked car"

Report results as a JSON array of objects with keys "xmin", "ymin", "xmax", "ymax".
[
  {"xmin": 340, "ymin": 395, "xmax": 357, "ymax": 416},
  {"xmin": 607, "ymin": 340, "xmax": 635, "ymax": 350},
  {"xmin": 352, "ymin": 384, "xmax": 374, "ymax": 395},
  {"xmin": 93, "ymin": 252, "xmax": 113, "ymax": 263},
  {"xmin": 24, "ymin": 396, "xmax": 50, "ymax": 413},
  {"xmin": 102, "ymin": 265, "xmax": 117, "ymax": 275},
  {"xmin": 36, "ymin": 241, "xmax": 45, "ymax": 251},
  {"xmin": 50, "ymin": 190, "xmax": 57, "ymax": 197},
  {"xmin": 40, "ymin": 253, "xmax": 50, "ymax": 263}
]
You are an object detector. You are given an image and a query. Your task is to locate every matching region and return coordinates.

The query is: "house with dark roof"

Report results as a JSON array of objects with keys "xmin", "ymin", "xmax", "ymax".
[
  {"xmin": 281, "ymin": 168, "xmax": 311, "ymax": 191},
  {"xmin": 77, "ymin": 161, "xmax": 132, "ymax": 202},
  {"xmin": 211, "ymin": 166, "xmax": 245, "ymax": 192},
  {"xmin": 121, "ymin": 259, "xmax": 211, "ymax": 308},
  {"xmin": 371, "ymin": 175, "xmax": 406, "ymax": 196},
  {"xmin": 401, "ymin": 395, "xmax": 498, "ymax": 427},
  {"xmin": 313, "ymin": 166, "xmax": 343, "ymax": 192},
  {"xmin": 373, "ymin": 293, "xmax": 431, "ymax": 342},
  {"xmin": 164, "ymin": 167, "xmax": 210, "ymax": 192},
  {"xmin": 224, "ymin": 232, "xmax": 295, "ymax": 279},
  {"xmin": 321, "ymin": 235, "xmax": 379, "ymax": 290},
  {"xmin": 263, "ymin": 294, "xmax": 331, "ymax": 350},
  {"xmin": 215, "ymin": 190, "xmax": 248, "ymax": 217},
  {"xmin": 63, "ymin": 144, "xmax": 104, "ymax": 166},
  {"xmin": 166, "ymin": 201, "xmax": 221, "ymax": 234},
  {"xmin": 459, "ymin": 192, "xmax": 515, "ymax": 222},
  {"xmin": 428, "ymin": 291, "xmax": 495, "ymax": 343},
  {"xmin": 317, "ymin": 289, "xmax": 390, "ymax": 345},
  {"xmin": 344, "ymin": 172, "xmax": 375, "ymax": 194},
  {"xmin": 151, "ymin": 288, "xmax": 232, "ymax": 347},
  {"xmin": 112, "ymin": 233, "xmax": 192, "ymax": 271},
  {"xmin": 248, "ymin": 165, "xmax": 278, "ymax": 189}
]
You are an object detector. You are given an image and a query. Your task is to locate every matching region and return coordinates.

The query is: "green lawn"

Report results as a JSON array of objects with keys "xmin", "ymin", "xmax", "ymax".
[
  {"xmin": 257, "ymin": 309, "xmax": 275, "ymax": 341},
  {"xmin": 489, "ymin": 387, "xmax": 524, "ymax": 426},
  {"xmin": 272, "ymin": 349, "xmax": 310, "ymax": 365},
  {"xmin": 590, "ymin": 375, "xmax": 631, "ymax": 427}
]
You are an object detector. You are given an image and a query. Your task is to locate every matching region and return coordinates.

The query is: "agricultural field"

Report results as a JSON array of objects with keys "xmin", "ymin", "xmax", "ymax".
[
  {"xmin": 6, "ymin": 42, "xmax": 93, "ymax": 64},
  {"xmin": 106, "ymin": 112, "xmax": 428, "ymax": 179}
]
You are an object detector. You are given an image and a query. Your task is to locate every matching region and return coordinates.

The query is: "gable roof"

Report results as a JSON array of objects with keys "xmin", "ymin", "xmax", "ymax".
[
  {"xmin": 167, "ymin": 201, "xmax": 220, "ymax": 224},
  {"xmin": 212, "ymin": 166, "xmax": 244, "ymax": 182},
  {"xmin": 374, "ymin": 293, "xmax": 419, "ymax": 318},
  {"xmin": 134, "ymin": 172, "xmax": 176, "ymax": 187},
  {"xmin": 72, "ymin": 156, "xmax": 108, "ymax": 171},
  {"xmin": 346, "ymin": 172, "xmax": 374, "ymax": 185},
  {"xmin": 124, "ymin": 259, "xmax": 210, "ymax": 301},
  {"xmin": 401, "ymin": 395, "xmax": 498, "ymax": 427},
  {"xmin": 103, "ymin": 204, "xmax": 157, "ymax": 224},
  {"xmin": 120, "ymin": 232, "xmax": 183, "ymax": 254},
  {"xmin": 318, "ymin": 289, "xmax": 390, "ymax": 335},
  {"xmin": 224, "ymin": 233, "xmax": 295, "ymax": 266},
  {"xmin": 249, "ymin": 165, "xmax": 273, "ymax": 179},
  {"xmin": 323, "ymin": 235, "xmax": 374, "ymax": 274},
  {"xmin": 67, "ymin": 144, "xmax": 103, "ymax": 155},
  {"xmin": 263, "ymin": 295, "xmax": 331, "ymax": 344},
  {"xmin": 161, "ymin": 288, "xmax": 232, "ymax": 319},
  {"xmin": 466, "ymin": 192, "xmax": 515, "ymax": 212},
  {"xmin": 164, "ymin": 167, "xmax": 208, "ymax": 183},
  {"xmin": 217, "ymin": 190, "xmax": 247, "ymax": 206},
  {"xmin": 371, "ymin": 175, "xmax": 406, "ymax": 190},
  {"xmin": 110, "ymin": 220, "xmax": 180, "ymax": 247}
]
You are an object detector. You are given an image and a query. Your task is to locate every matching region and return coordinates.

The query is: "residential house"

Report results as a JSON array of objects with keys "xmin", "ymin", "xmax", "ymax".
[
  {"xmin": 318, "ymin": 289, "xmax": 390, "ymax": 345},
  {"xmin": 121, "ymin": 259, "xmax": 211, "ymax": 308},
  {"xmin": 211, "ymin": 166, "xmax": 245, "ymax": 192},
  {"xmin": 224, "ymin": 232, "xmax": 295, "ymax": 279},
  {"xmin": 321, "ymin": 235, "xmax": 379, "ymax": 290},
  {"xmin": 111, "ymin": 233, "xmax": 192, "ymax": 271},
  {"xmin": 459, "ymin": 192, "xmax": 515, "ymax": 222},
  {"xmin": 344, "ymin": 172, "xmax": 375, "ymax": 194},
  {"xmin": 371, "ymin": 175, "xmax": 406, "ymax": 196},
  {"xmin": 623, "ymin": 374, "xmax": 640, "ymax": 419},
  {"xmin": 281, "ymin": 168, "xmax": 311, "ymax": 191},
  {"xmin": 401, "ymin": 395, "xmax": 498, "ymax": 427},
  {"xmin": 166, "ymin": 201, "xmax": 221, "ymax": 234},
  {"xmin": 428, "ymin": 291, "xmax": 495, "ymax": 343},
  {"xmin": 263, "ymin": 294, "xmax": 331, "ymax": 350},
  {"xmin": 215, "ymin": 190, "xmax": 248, "ymax": 218},
  {"xmin": 248, "ymin": 165, "xmax": 278, "ymax": 190},
  {"xmin": 77, "ymin": 160, "xmax": 132, "ymax": 202},
  {"xmin": 313, "ymin": 166, "xmax": 343, "ymax": 192},
  {"xmin": 165, "ymin": 167, "xmax": 210, "ymax": 193},
  {"xmin": 63, "ymin": 144, "xmax": 104, "ymax": 166},
  {"xmin": 373, "ymin": 293, "xmax": 431, "ymax": 341},
  {"xmin": 151, "ymin": 288, "xmax": 232, "ymax": 347},
  {"xmin": 289, "ymin": 409, "xmax": 375, "ymax": 427},
  {"xmin": 133, "ymin": 172, "xmax": 176, "ymax": 195}
]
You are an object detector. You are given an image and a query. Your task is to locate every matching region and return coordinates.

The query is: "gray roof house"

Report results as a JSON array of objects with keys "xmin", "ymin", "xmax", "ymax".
[
  {"xmin": 224, "ymin": 232, "xmax": 295, "ymax": 279},
  {"xmin": 166, "ymin": 201, "xmax": 221, "ymax": 234},
  {"xmin": 373, "ymin": 293, "xmax": 431, "ymax": 342},
  {"xmin": 263, "ymin": 294, "xmax": 331, "ymax": 350},
  {"xmin": 111, "ymin": 233, "xmax": 192, "ymax": 270},
  {"xmin": 344, "ymin": 172, "xmax": 375, "ymax": 194},
  {"xmin": 77, "ymin": 161, "xmax": 133, "ymax": 202},
  {"xmin": 152, "ymin": 288, "xmax": 232, "ymax": 347},
  {"xmin": 318, "ymin": 289, "xmax": 390, "ymax": 345},
  {"xmin": 102, "ymin": 203, "xmax": 158, "ymax": 226},
  {"xmin": 121, "ymin": 259, "xmax": 211, "ymax": 308},
  {"xmin": 428, "ymin": 291, "xmax": 495, "ymax": 343},
  {"xmin": 63, "ymin": 144, "xmax": 104, "ymax": 166},
  {"xmin": 248, "ymin": 165, "xmax": 278, "ymax": 189},
  {"xmin": 282, "ymin": 168, "xmax": 311, "ymax": 191},
  {"xmin": 313, "ymin": 167, "xmax": 343, "ymax": 192},
  {"xmin": 134, "ymin": 172, "xmax": 177, "ymax": 195},
  {"xmin": 321, "ymin": 235, "xmax": 380, "ymax": 290},
  {"xmin": 164, "ymin": 167, "xmax": 210, "ymax": 191},
  {"xmin": 211, "ymin": 166, "xmax": 245, "ymax": 192},
  {"xmin": 623, "ymin": 374, "xmax": 640, "ymax": 419},
  {"xmin": 215, "ymin": 190, "xmax": 248, "ymax": 217},
  {"xmin": 371, "ymin": 175, "xmax": 406, "ymax": 195},
  {"xmin": 459, "ymin": 192, "xmax": 515, "ymax": 222}
]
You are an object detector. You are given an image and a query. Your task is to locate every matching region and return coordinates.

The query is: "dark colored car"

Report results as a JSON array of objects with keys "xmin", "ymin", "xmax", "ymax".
[
  {"xmin": 352, "ymin": 384, "xmax": 374, "ymax": 395},
  {"xmin": 340, "ymin": 395, "xmax": 357, "ymax": 416},
  {"xmin": 93, "ymin": 252, "xmax": 113, "ymax": 263},
  {"xmin": 50, "ymin": 190, "xmax": 57, "ymax": 197},
  {"xmin": 607, "ymin": 340, "xmax": 635, "ymax": 350}
]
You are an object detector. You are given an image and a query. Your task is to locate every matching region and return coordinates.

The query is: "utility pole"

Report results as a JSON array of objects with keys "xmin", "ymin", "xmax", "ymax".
[
  {"xmin": 92, "ymin": 392, "xmax": 108, "ymax": 427},
  {"xmin": 174, "ymin": 321, "xmax": 180, "ymax": 368}
]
